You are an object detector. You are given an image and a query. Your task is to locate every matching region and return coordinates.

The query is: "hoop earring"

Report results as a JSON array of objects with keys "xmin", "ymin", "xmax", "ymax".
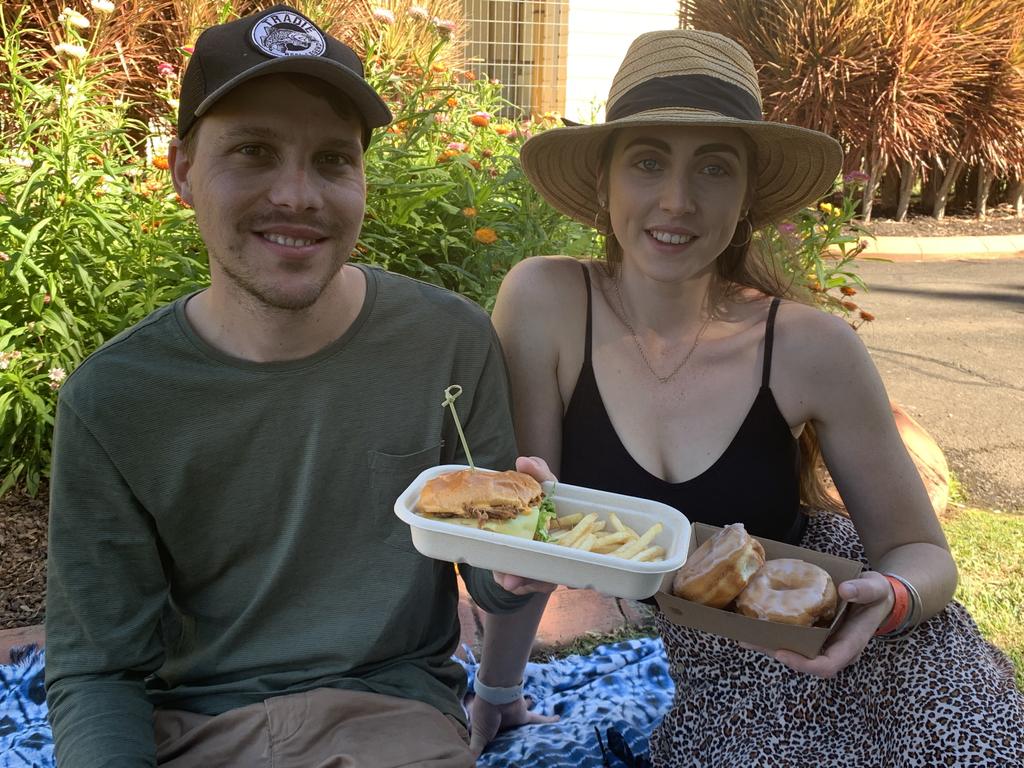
[
  {"xmin": 594, "ymin": 200, "xmax": 608, "ymax": 234},
  {"xmin": 730, "ymin": 217, "xmax": 752, "ymax": 248}
]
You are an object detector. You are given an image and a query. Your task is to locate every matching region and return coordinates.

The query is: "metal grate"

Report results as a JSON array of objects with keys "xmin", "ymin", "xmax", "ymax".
[{"xmin": 461, "ymin": 1, "xmax": 685, "ymax": 121}]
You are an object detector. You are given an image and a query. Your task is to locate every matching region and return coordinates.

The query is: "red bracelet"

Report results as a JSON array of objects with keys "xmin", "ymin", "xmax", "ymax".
[{"xmin": 874, "ymin": 575, "xmax": 911, "ymax": 636}]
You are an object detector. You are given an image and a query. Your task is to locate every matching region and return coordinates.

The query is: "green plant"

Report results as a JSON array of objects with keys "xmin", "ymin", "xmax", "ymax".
[
  {"xmin": 357, "ymin": 23, "xmax": 599, "ymax": 309},
  {"xmin": 759, "ymin": 170, "xmax": 877, "ymax": 326},
  {"xmin": 1, "ymin": 7, "xmax": 205, "ymax": 494}
]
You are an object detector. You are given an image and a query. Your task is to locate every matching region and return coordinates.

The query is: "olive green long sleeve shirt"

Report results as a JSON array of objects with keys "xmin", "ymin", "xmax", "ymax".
[{"xmin": 45, "ymin": 265, "xmax": 527, "ymax": 766}]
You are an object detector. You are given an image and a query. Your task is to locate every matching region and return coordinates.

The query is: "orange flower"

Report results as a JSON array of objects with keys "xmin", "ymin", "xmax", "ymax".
[
  {"xmin": 840, "ymin": 300, "xmax": 859, "ymax": 311},
  {"xmin": 474, "ymin": 227, "xmax": 498, "ymax": 244},
  {"xmin": 481, "ymin": 148, "xmax": 494, "ymax": 158},
  {"xmin": 151, "ymin": 155, "xmax": 170, "ymax": 170},
  {"xmin": 447, "ymin": 97, "xmax": 459, "ymax": 108},
  {"xmin": 460, "ymin": 70, "xmax": 477, "ymax": 81},
  {"xmin": 859, "ymin": 310, "xmax": 875, "ymax": 322},
  {"xmin": 469, "ymin": 159, "xmax": 481, "ymax": 170},
  {"xmin": 470, "ymin": 111, "xmax": 491, "ymax": 128},
  {"xmin": 840, "ymin": 285, "xmax": 857, "ymax": 296},
  {"xmin": 493, "ymin": 124, "xmax": 512, "ymax": 136},
  {"xmin": 462, "ymin": 207, "xmax": 477, "ymax": 217}
]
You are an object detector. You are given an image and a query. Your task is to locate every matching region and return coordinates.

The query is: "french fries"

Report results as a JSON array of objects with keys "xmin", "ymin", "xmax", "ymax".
[{"xmin": 548, "ymin": 512, "xmax": 666, "ymax": 562}]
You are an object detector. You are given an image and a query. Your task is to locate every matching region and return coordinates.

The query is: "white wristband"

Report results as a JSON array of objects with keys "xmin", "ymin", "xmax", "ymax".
[{"xmin": 473, "ymin": 677, "xmax": 524, "ymax": 705}]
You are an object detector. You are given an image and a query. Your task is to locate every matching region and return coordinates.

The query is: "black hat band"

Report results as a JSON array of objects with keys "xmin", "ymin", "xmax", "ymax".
[{"xmin": 606, "ymin": 74, "xmax": 762, "ymax": 123}]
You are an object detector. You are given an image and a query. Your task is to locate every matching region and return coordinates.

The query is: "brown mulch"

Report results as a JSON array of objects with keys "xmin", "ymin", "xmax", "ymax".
[
  {"xmin": 1, "ymin": 484, "xmax": 48, "ymax": 631},
  {"xmin": 1, "ymin": 209, "xmax": 1022, "ymax": 633},
  {"xmin": 865, "ymin": 205, "xmax": 1024, "ymax": 238}
]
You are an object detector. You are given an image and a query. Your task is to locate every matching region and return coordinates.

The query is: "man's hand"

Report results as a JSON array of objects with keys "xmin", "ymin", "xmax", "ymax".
[
  {"xmin": 467, "ymin": 694, "xmax": 559, "ymax": 758},
  {"xmin": 740, "ymin": 570, "xmax": 894, "ymax": 677}
]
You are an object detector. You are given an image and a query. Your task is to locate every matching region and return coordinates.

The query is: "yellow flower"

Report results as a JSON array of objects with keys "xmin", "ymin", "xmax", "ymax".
[
  {"xmin": 474, "ymin": 227, "xmax": 498, "ymax": 245},
  {"xmin": 819, "ymin": 202, "xmax": 834, "ymax": 215},
  {"xmin": 151, "ymin": 155, "xmax": 170, "ymax": 170}
]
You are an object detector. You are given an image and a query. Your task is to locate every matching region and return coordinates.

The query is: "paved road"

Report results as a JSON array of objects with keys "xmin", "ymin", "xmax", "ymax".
[{"xmin": 853, "ymin": 257, "xmax": 1024, "ymax": 513}]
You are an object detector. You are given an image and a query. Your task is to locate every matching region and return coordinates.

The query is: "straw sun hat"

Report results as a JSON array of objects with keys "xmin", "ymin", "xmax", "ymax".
[{"xmin": 519, "ymin": 29, "xmax": 843, "ymax": 231}]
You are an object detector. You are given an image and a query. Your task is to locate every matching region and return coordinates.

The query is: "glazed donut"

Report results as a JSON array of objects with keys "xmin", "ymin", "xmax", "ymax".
[
  {"xmin": 671, "ymin": 523, "xmax": 766, "ymax": 608},
  {"xmin": 735, "ymin": 558, "xmax": 838, "ymax": 627}
]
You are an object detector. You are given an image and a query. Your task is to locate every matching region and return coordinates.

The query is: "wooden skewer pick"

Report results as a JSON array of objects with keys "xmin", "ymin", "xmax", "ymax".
[{"xmin": 442, "ymin": 385, "xmax": 474, "ymax": 469}]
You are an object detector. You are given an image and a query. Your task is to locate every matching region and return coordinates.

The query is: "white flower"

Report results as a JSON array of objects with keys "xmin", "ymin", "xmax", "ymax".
[
  {"xmin": 60, "ymin": 8, "xmax": 91, "ymax": 28},
  {"xmin": 90, "ymin": 0, "xmax": 115, "ymax": 13},
  {"xmin": 372, "ymin": 7, "xmax": 396, "ymax": 24},
  {"xmin": 2, "ymin": 155, "xmax": 33, "ymax": 168},
  {"xmin": 0, "ymin": 354, "xmax": 10, "ymax": 371},
  {"xmin": 407, "ymin": 5, "xmax": 429, "ymax": 20},
  {"xmin": 54, "ymin": 42, "xmax": 88, "ymax": 60},
  {"xmin": 48, "ymin": 367, "xmax": 67, "ymax": 384}
]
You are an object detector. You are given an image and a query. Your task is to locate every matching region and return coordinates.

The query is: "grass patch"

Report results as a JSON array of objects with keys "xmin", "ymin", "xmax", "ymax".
[
  {"xmin": 946, "ymin": 471, "xmax": 968, "ymax": 506},
  {"xmin": 532, "ymin": 621, "xmax": 657, "ymax": 663},
  {"xmin": 942, "ymin": 506, "xmax": 1024, "ymax": 689}
]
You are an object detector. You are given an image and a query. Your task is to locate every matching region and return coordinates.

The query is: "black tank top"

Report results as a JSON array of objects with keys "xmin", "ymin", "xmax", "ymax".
[{"xmin": 560, "ymin": 265, "xmax": 806, "ymax": 544}]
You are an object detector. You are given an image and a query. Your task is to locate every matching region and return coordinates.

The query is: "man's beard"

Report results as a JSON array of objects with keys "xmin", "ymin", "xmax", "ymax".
[{"xmin": 215, "ymin": 249, "xmax": 348, "ymax": 311}]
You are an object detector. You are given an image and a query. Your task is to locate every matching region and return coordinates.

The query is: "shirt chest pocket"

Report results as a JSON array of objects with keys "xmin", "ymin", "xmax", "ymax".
[{"xmin": 368, "ymin": 444, "xmax": 442, "ymax": 554}]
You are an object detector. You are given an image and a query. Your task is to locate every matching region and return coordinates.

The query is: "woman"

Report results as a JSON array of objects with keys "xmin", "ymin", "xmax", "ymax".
[{"xmin": 492, "ymin": 29, "xmax": 1023, "ymax": 766}]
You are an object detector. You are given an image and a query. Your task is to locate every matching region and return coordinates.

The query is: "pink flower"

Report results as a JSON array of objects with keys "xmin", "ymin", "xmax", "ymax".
[
  {"xmin": 433, "ymin": 17, "xmax": 456, "ymax": 36},
  {"xmin": 843, "ymin": 170, "xmax": 870, "ymax": 184},
  {"xmin": 777, "ymin": 222, "xmax": 797, "ymax": 236},
  {"xmin": 157, "ymin": 61, "xmax": 175, "ymax": 77},
  {"xmin": 446, "ymin": 142, "xmax": 468, "ymax": 153}
]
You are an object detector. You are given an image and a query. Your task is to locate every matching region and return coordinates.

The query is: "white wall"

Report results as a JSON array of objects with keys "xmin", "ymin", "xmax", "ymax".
[{"xmin": 563, "ymin": 2, "xmax": 679, "ymax": 122}]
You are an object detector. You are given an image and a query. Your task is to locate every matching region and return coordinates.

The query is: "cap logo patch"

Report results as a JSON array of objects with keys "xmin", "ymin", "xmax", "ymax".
[{"xmin": 251, "ymin": 10, "xmax": 326, "ymax": 58}]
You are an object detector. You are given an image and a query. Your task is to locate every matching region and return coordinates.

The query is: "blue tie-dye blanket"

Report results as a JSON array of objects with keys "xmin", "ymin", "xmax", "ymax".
[{"xmin": 1, "ymin": 637, "xmax": 672, "ymax": 767}]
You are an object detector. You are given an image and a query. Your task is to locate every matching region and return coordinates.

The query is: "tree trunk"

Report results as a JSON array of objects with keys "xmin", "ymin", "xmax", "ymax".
[
  {"xmin": 933, "ymin": 157, "xmax": 963, "ymax": 221},
  {"xmin": 921, "ymin": 164, "xmax": 940, "ymax": 211},
  {"xmin": 879, "ymin": 166, "xmax": 900, "ymax": 215},
  {"xmin": 975, "ymin": 166, "xmax": 994, "ymax": 219},
  {"xmin": 862, "ymin": 150, "xmax": 887, "ymax": 223},
  {"xmin": 896, "ymin": 160, "xmax": 915, "ymax": 221}
]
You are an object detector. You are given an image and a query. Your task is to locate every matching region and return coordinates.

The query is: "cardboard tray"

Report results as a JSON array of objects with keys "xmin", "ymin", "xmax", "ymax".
[
  {"xmin": 654, "ymin": 522, "xmax": 864, "ymax": 657},
  {"xmin": 395, "ymin": 464, "xmax": 691, "ymax": 600}
]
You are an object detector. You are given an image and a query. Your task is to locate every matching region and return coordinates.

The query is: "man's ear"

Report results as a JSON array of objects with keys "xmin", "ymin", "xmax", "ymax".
[{"xmin": 168, "ymin": 138, "xmax": 193, "ymax": 206}]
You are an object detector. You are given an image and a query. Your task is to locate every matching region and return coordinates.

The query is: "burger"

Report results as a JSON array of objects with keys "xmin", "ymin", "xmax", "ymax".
[{"xmin": 416, "ymin": 468, "xmax": 557, "ymax": 541}]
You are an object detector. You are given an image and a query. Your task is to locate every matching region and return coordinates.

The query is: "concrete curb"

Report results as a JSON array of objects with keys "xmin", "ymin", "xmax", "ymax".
[{"xmin": 862, "ymin": 234, "xmax": 1024, "ymax": 262}]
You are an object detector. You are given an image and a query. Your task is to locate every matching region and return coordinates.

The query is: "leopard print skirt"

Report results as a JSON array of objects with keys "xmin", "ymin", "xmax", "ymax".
[{"xmin": 649, "ymin": 511, "xmax": 1024, "ymax": 767}]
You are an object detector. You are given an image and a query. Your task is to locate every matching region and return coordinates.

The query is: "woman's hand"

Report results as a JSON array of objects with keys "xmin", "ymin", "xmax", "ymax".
[
  {"xmin": 491, "ymin": 455, "xmax": 561, "ymax": 595},
  {"xmin": 742, "ymin": 570, "xmax": 894, "ymax": 678},
  {"xmin": 515, "ymin": 455, "xmax": 556, "ymax": 483}
]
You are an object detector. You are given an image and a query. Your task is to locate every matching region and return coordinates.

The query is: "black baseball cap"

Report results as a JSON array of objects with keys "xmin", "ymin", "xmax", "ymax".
[{"xmin": 177, "ymin": 4, "xmax": 392, "ymax": 146}]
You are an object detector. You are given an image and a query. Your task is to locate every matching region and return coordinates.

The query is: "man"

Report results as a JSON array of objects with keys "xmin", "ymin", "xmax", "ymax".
[{"xmin": 45, "ymin": 6, "xmax": 552, "ymax": 765}]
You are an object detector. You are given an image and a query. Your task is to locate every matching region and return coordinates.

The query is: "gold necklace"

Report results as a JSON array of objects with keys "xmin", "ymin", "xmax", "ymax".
[{"xmin": 611, "ymin": 278, "xmax": 712, "ymax": 385}]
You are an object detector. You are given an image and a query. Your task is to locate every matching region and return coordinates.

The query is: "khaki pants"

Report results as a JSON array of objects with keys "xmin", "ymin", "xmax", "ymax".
[{"xmin": 154, "ymin": 688, "xmax": 475, "ymax": 768}]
